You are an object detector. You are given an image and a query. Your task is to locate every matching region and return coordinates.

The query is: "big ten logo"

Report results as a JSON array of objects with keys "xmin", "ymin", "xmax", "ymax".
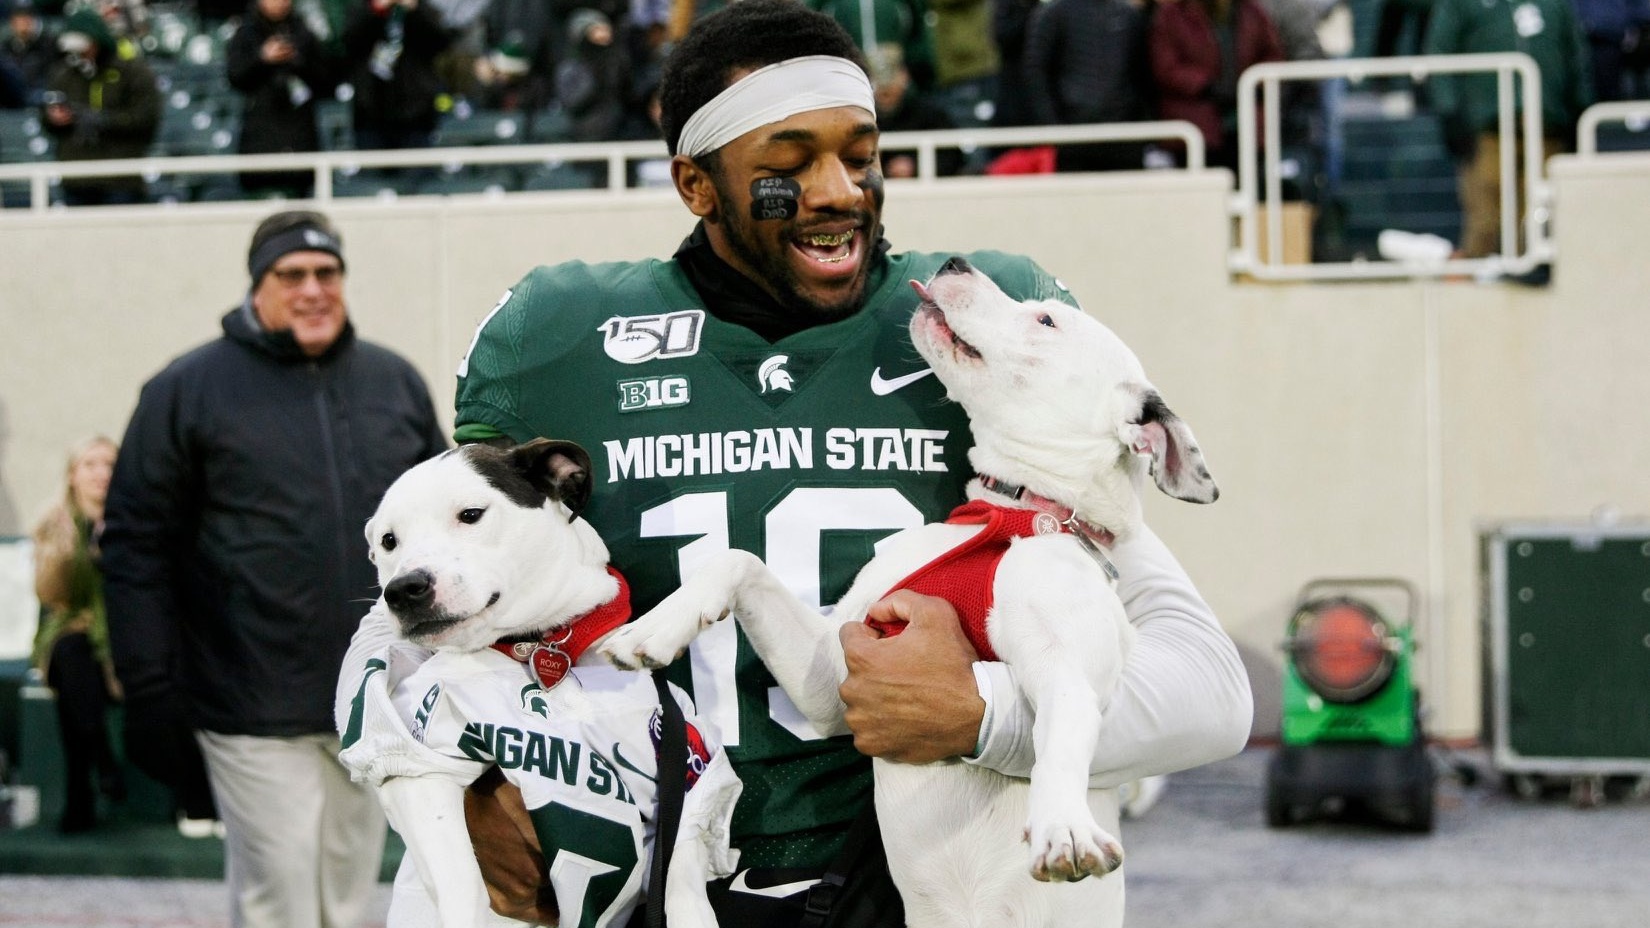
[
  {"xmin": 750, "ymin": 177, "xmax": 800, "ymax": 221},
  {"xmin": 599, "ymin": 309, "xmax": 706, "ymax": 364},
  {"xmin": 617, "ymin": 375, "xmax": 691, "ymax": 412}
]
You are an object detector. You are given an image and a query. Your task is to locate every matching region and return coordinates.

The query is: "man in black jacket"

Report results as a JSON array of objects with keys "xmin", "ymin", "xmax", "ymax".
[{"xmin": 102, "ymin": 210, "xmax": 447, "ymax": 928}]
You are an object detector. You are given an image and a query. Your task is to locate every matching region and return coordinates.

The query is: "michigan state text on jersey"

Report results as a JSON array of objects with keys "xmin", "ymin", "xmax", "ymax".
[{"xmin": 454, "ymin": 249, "xmax": 1077, "ymax": 870}]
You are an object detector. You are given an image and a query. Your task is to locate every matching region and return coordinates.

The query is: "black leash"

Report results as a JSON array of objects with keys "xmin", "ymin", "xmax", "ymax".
[
  {"xmin": 646, "ymin": 670, "xmax": 687, "ymax": 928},
  {"xmin": 799, "ymin": 797, "xmax": 885, "ymax": 928}
]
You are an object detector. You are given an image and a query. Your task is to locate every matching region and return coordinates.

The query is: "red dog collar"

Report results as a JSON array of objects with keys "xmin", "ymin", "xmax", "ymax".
[{"xmin": 490, "ymin": 567, "xmax": 631, "ymax": 690}]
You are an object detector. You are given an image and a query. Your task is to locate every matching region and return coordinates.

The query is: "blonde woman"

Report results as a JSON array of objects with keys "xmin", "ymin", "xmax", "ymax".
[{"xmin": 32, "ymin": 435, "xmax": 126, "ymax": 833}]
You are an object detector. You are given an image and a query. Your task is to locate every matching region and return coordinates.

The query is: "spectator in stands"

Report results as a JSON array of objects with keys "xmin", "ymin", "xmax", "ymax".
[
  {"xmin": 31, "ymin": 436, "xmax": 126, "ymax": 834},
  {"xmin": 550, "ymin": 0, "xmax": 628, "ymax": 50},
  {"xmin": 40, "ymin": 8, "xmax": 159, "ymax": 204},
  {"xmin": 226, "ymin": 0, "xmax": 334, "ymax": 197},
  {"xmin": 0, "ymin": 54, "xmax": 26, "ymax": 105},
  {"xmin": 1257, "ymin": 0, "xmax": 1325, "ymax": 156},
  {"xmin": 1424, "ymin": 0, "xmax": 1592, "ymax": 258},
  {"xmin": 928, "ymin": 0, "xmax": 999, "ymax": 115},
  {"xmin": 426, "ymin": 0, "xmax": 489, "ymax": 95},
  {"xmin": 197, "ymin": 0, "xmax": 247, "ymax": 28},
  {"xmin": 101, "ymin": 209, "xmax": 447, "ymax": 928},
  {"xmin": 870, "ymin": 42, "xmax": 963, "ymax": 176},
  {"xmin": 343, "ymin": 0, "xmax": 453, "ymax": 150},
  {"xmin": 3, "ymin": 0, "xmax": 59, "ymax": 101},
  {"xmin": 1261, "ymin": 0, "xmax": 1327, "ymax": 61},
  {"xmin": 1572, "ymin": 0, "xmax": 1650, "ymax": 101},
  {"xmin": 808, "ymin": 0, "xmax": 937, "ymax": 89},
  {"xmin": 991, "ymin": 0, "xmax": 1040, "ymax": 129},
  {"xmin": 1374, "ymin": 0, "xmax": 1434, "ymax": 57},
  {"xmin": 626, "ymin": 0, "xmax": 670, "ymax": 66},
  {"xmin": 471, "ymin": 0, "xmax": 557, "ymax": 114},
  {"xmin": 92, "ymin": 0, "xmax": 150, "ymax": 58},
  {"xmin": 1149, "ymin": 0, "xmax": 1285, "ymax": 170},
  {"xmin": 1025, "ymin": 0, "xmax": 1152, "ymax": 172},
  {"xmin": 555, "ymin": 6, "xmax": 629, "ymax": 141}
]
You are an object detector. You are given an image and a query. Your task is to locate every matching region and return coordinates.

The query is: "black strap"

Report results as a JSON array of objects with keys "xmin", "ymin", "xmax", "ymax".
[
  {"xmin": 799, "ymin": 797, "xmax": 884, "ymax": 928},
  {"xmin": 647, "ymin": 671, "xmax": 687, "ymax": 928}
]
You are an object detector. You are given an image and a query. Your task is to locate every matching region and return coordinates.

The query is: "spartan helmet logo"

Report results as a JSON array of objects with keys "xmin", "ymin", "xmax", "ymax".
[
  {"xmin": 758, "ymin": 355, "xmax": 794, "ymax": 394},
  {"xmin": 519, "ymin": 682, "xmax": 551, "ymax": 720}
]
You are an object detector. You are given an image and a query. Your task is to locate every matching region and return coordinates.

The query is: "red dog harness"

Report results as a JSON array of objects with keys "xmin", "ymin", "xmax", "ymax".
[
  {"xmin": 490, "ymin": 567, "xmax": 631, "ymax": 690},
  {"xmin": 866, "ymin": 494, "xmax": 1120, "ymax": 660},
  {"xmin": 866, "ymin": 501, "xmax": 1052, "ymax": 661}
]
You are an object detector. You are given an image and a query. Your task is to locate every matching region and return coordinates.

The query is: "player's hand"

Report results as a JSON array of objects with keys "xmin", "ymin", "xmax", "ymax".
[
  {"xmin": 464, "ymin": 768, "xmax": 558, "ymax": 924},
  {"xmin": 839, "ymin": 590, "xmax": 984, "ymax": 763}
]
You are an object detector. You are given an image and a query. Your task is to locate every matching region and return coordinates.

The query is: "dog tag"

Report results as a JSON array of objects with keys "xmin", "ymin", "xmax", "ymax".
[
  {"xmin": 530, "ymin": 645, "xmax": 573, "ymax": 690},
  {"xmin": 1032, "ymin": 512, "xmax": 1062, "ymax": 536},
  {"xmin": 1073, "ymin": 532, "xmax": 1121, "ymax": 583}
]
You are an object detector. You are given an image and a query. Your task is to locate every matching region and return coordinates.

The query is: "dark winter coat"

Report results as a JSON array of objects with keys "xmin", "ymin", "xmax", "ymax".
[
  {"xmin": 102, "ymin": 306, "xmax": 446, "ymax": 737},
  {"xmin": 41, "ymin": 44, "xmax": 160, "ymax": 197},
  {"xmin": 344, "ymin": 0, "xmax": 453, "ymax": 133},
  {"xmin": 1149, "ymin": 0, "xmax": 1285, "ymax": 150},
  {"xmin": 1423, "ymin": 0, "xmax": 1593, "ymax": 136},
  {"xmin": 3, "ymin": 22, "xmax": 60, "ymax": 93},
  {"xmin": 225, "ymin": 6, "xmax": 334, "ymax": 156},
  {"xmin": 1024, "ymin": 0, "xmax": 1151, "ymax": 127}
]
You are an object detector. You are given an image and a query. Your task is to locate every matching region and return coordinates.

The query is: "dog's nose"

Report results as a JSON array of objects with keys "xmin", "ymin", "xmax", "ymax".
[
  {"xmin": 939, "ymin": 256, "xmax": 974, "ymax": 276},
  {"xmin": 384, "ymin": 570, "xmax": 436, "ymax": 612}
]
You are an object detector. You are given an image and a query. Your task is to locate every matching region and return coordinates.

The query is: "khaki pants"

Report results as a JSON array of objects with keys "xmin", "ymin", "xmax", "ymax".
[
  {"xmin": 197, "ymin": 730, "xmax": 387, "ymax": 928},
  {"xmin": 1457, "ymin": 132, "xmax": 1564, "ymax": 258}
]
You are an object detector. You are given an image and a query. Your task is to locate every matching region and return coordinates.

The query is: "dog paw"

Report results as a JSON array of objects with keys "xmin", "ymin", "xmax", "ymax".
[
  {"xmin": 598, "ymin": 621, "xmax": 685, "ymax": 670},
  {"xmin": 1024, "ymin": 819, "xmax": 1124, "ymax": 882},
  {"xmin": 600, "ymin": 598, "xmax": 727, "ymax": 670}
]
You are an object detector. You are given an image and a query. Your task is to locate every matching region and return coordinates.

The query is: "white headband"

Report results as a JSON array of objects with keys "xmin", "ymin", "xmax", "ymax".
[{"xmin": 677, "ymin": 55, "xmax": 876, "ymax": 158}]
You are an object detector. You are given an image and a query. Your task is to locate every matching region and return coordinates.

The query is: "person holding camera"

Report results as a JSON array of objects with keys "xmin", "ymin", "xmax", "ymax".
[
  {"xmin": 39, "ymin": 9, "xmax": 159, "ymax": 205},
  {"xmin": 226, "ymin": 0, "xmax": 336, "ymax": 196}
]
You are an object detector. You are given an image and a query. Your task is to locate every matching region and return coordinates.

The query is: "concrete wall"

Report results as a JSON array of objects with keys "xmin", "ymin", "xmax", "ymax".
[{"xmin": 3, "ymin": 156, "xmax": 1647, "ymax": 739}]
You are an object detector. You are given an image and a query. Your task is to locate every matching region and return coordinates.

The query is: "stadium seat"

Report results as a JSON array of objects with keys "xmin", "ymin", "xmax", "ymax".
[
  {"xmin": 331, "ymin": 169, "xmax": 418, "ymax": 199},
  {"xmin": 417, "ymin": 165, "xmax": 519, "ymax": 196},
  {"xmin": 1323, "ymin": 103, "xmax": 1462, "ymax": 259},
  {"xmin": 0, "ymin": 111, "xmax": 52, "ymax": 163},
  {"xmin": 316, "ymin": 99, "xmax": 355, "ymax": 152},
  {"xmin": 526, "ymin": 108, "xmax": 574, "ymax": 144},
  {"xmin": 432, "ymin": 110, "xmax": 527, "ymax": 147},
  {"xmin": 1596, "ymin": 121, "xmax": 1650, "ymax": 154},
  {"xmin": 1, "ymin": 113, "xmax": 56, "ymax": 209},
  {"xmin": 521, "ymin": 162, "xmax": 601, "ymax": 191}
]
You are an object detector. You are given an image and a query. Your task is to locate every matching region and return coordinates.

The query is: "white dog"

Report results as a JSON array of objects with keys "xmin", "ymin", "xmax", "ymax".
[
  {"xmin": 601, "ymin": 257, "xmax": 1218, "ymax": 928},
  {"xmin": 340, "ymin": 440, "xmax": 742, "ymax": 928}
]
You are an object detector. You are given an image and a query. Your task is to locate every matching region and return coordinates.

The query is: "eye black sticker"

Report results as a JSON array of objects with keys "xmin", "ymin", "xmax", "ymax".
[{"xmin": 751, "ymin": 177, "xmax": 801, "ymax": 220}]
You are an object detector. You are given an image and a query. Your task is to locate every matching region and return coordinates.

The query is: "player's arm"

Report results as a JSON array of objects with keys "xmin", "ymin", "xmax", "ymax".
[
  {"xmin": 963, "ymin": 524, "xmax": 1251, "ymax": 784},
  {"xmin": 840, "ymin": 531, "xmax": 1250, "ymax": 781}
]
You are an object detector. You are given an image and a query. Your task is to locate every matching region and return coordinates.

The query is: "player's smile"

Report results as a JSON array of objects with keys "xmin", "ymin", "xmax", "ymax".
[{"xmin": 693, "ymin": 105, "xmax": 883, "ymax": 320}]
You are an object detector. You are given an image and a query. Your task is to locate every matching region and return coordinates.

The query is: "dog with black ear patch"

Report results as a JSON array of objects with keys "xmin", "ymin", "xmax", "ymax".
[{"xmin": 341, "ymin": 439, "xmax": 741, "ymax": 928}]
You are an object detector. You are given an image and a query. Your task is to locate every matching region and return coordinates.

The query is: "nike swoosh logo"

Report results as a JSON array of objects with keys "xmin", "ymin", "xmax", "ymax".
[
  {"xmin": 869, "ymin": 367, "xmax": 935, "ymax": 395},
  {"xmin": 610, "ymin": 742, "xmax": 655, "ymax": 783},
  {"xmin": 728, "ymin": 870, "xmax": 820, "ymax": 899}
]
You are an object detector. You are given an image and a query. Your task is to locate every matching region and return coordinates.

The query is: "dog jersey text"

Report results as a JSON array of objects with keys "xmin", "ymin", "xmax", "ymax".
[
  {"xmin": 602, "ymin": 427, "xmax": 948, "ymax": 482},
  {"xmin": 457, "ymin": 723, "xmax": 636, "ymax": 805}
]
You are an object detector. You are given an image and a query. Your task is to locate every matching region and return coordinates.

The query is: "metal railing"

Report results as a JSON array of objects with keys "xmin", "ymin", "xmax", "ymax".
[
  {"xmin": 1234, "ymin": 53, "xmax": 1549, "ymax": 281},
  {"xmin": 0, "ymin": 122, "xmax": 1205, "ymax": 213},
  {"xmin": 1575, "ymin": 100, "xmax": 1650, "ymax": 157}
]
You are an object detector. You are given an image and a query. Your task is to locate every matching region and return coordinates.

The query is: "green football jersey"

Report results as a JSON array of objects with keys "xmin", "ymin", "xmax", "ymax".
[{"xmin": 454, "ymin": 248, "xmax": 1075, "ymax": 868}]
